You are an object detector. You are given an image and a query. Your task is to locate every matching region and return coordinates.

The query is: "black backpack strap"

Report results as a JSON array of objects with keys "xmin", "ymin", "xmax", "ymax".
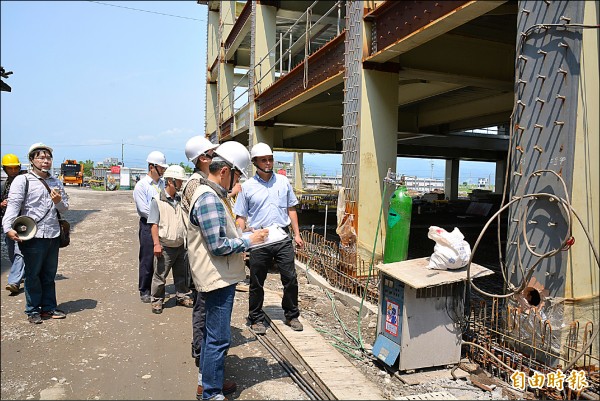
[{"xmin": 32, "ymin": 174, "xmax": 56, "ymax": 222}]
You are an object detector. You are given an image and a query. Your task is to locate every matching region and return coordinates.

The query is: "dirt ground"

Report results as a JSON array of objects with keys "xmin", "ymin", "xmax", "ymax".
[{"xmin": 1, "ymin": 187, "xmax": 510, "ymax": 400}]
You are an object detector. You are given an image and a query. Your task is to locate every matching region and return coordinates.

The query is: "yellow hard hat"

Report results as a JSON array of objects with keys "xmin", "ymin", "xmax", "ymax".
[{"xmin": 2, "ymin": 153, "xmax": 21, "ymax": 167}]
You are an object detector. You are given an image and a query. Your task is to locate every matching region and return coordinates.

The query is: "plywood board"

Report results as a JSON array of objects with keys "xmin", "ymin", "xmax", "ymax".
[{"xmin": 377, "ymin": 257, "xmax": 494, "ymax": 289}]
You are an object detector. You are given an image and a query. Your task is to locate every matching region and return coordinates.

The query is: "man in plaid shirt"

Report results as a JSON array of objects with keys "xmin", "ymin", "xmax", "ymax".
[{"xmin": 186, "ymin": 141, "xmax": 268, "ymax": 400}]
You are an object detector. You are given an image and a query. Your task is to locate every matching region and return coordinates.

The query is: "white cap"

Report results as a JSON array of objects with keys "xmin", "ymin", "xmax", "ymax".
[
  {"xmin": 213, "ymin": 141, "xmax": 251, "ymax": 178},
  {"xmin": 163, "ymin": 165, "xmax": 187, "ymax": 180},
  {"xmin": 28, "ymin": 142, "xmax": 53, "ymax": 157},
  {"xmin": 185, "ymin": 136, "xmax": 219, "ymax": 163},
  {"xmin": 146, "ymin": 151, "xmax": 168, "ymax": 168},
  {"xmin": 250, "ymin": 142, "xmax": 273, "ymax": 159}
]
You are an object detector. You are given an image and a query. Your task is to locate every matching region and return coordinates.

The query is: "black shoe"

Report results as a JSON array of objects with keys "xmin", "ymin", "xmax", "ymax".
[
  {"xmin": 41, "ymin": 310, "xmax": 66, "ymax": 319},
  {"xmin": 140, "ymin": 295, "xmax": 152, "ymax": 303},
  {"xmin": 28, "ymin": 313, "xmax": 42, "ymax": 324},
  {"xmin": 250, "ymin": 321, "xmax": 267, "ymax": 335},
  {"xmin": 152, "ymin": 302, "xmax": 163, "ymax": 314},
  {"xmin": 5, "ymin": 283, "xmax": 19, "ymax": 294},
  {"xmin": 285, "ymin": 318, "xmax": 303, "ymax": 331}
]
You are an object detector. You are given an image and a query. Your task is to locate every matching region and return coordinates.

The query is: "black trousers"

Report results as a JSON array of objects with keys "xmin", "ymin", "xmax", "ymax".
[
  {"xmin": 138, "ymin": 218, "xmax": 153, "ymax": 296},
  {"xmin": 191, "ymin": 289, "xmax": 205, "ymax": 360},
  {"xmin": 248, "ymin": 238, "xmax": 299, "ymax": 323}
]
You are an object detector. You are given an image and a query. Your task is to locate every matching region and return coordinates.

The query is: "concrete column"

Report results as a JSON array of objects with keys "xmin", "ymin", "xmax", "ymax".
[
  {"xmin": 206, "ymin": 82, "xmax": 218, "ymax": 137},
  {"xmin": 356, "ymin": 69, "xmax": 398, "ymax": 260},
  {"xmin": 494, "ymin": 159, "xmax": 505, "ymax": 194},
  {"xmin": 220, "ymin": 1, "xmax": 235, "ymax": 42},
  {"xmin": 293, "ymin": 152, "xmax": 305, "ymax": 192},
  {"xmin": 206, "ymin": 9, "xmax": 219, "ymax": 137},
  {"xmin": 207, "ymin": 10, "xmax": 219, "ymax": 67},
  {"xmin": 253, "ymin": 3, "xmax": 277, "ymax": 94},
  {"xmin": 444, "ymin": 159, "xmax": 459, "ymax": 200},
  {"xmin": 219, "ymin": 62, "xmax": 235, "ymax": 121},
  {"xmin": 568, "ymin": 0, "xmax": 599, "ymax": 311}
]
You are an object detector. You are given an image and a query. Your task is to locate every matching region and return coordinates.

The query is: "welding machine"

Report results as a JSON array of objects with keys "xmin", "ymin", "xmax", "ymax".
[{"xmin": 372, "ymin": 257, "xmax": 493, "ymax": 371}]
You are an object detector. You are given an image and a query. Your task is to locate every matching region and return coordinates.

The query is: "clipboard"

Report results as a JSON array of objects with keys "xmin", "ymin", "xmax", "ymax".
[{"xmin": 243, "ymin": 224, "xmax": 290, "ymax": 249}]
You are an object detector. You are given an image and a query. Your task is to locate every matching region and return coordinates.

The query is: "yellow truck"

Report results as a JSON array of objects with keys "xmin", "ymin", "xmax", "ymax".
[{"xmin": 60, "ymin": 159, "xmax": 84, "ymax": 186}]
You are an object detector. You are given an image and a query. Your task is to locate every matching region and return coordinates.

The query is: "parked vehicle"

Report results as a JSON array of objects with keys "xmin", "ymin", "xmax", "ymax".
[{"xmin": 60, "ymin": 159, "xmax": 84, "ymax": 186}]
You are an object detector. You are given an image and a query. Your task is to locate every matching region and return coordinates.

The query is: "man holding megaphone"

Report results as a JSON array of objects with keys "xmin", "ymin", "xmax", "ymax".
[{"xmin": 2, "ymin": 143, "xmax": 70, "ymax": 324}]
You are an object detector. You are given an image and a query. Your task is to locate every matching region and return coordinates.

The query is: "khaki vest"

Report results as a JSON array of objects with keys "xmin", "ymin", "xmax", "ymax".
[
  {"xmin": 187, "ymin": 184, "xmax": 245, "ymax": 292},
  {"xmin": 180, "ymin": 172, "xmax": 204, "ymax": 249},
  {"xmin": 156, "ymin": 192, "xmax": 185, "ymax": 248}
]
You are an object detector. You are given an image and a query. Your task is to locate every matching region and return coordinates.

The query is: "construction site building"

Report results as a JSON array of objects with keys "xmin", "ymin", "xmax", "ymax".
[{"xmin": 201, "ymin": 0, "xmax": 598, "ymax": 390}]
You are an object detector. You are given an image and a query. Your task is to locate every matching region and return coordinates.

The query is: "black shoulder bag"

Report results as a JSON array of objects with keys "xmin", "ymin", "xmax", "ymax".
[{"xmin": 36, "ymin": 177, "xmax": 71, "ymax": 248}]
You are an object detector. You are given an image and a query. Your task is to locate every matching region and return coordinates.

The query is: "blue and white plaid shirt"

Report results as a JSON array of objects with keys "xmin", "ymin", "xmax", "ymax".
[{"xmin": 190, "ymin": 180, "xmax": 250, "ymax": 256}]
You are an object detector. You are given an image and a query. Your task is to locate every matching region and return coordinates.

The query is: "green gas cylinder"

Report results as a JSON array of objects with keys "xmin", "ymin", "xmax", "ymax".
[{"xmin": 383, "ymin": 185, "xmax": 412, "ymax": 263}]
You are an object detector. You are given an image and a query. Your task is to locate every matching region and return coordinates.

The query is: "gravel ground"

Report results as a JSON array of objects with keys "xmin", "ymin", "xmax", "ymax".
[{"xmin": 263, "ymin": 271, "xmax": 515, "ymax": 400}]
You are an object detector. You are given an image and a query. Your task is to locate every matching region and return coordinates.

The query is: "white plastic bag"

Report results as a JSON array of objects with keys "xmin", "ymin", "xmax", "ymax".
[{"xmin": 427, "ymin": 226, "xmax": 472, "ymax": 270}]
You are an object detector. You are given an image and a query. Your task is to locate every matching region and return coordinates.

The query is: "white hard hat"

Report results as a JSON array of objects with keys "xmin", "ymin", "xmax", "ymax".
[
  {"xmin": 250, "ymin": 142, "xmax": 273, "ymax": 159},
  {"xmin": 146, "ymin": 151, "xmax": 168, "ymax": 168},
  {"xmin": 163, "ymin": 165, "xmax": 187, "ymax": 180},
  {"xmin": 213, "ymin": 141, "xmax": 250, "ymax": 178},
  {"xmin": 185, "ymin": 136, "xmax": 219, "ymax": 163},
  {"xmin": 28, "ymin": 142, "xmax": 53, "ymax": 157}
]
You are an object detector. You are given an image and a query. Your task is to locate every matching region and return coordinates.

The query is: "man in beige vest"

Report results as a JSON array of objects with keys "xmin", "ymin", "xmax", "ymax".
[
  {"xmin": 187, "ymin": 141, "xmax": 268, "ymax": 400},
  {"xmin": 148, "ymin": 165, "xmax": 193, "ymax": 314}
]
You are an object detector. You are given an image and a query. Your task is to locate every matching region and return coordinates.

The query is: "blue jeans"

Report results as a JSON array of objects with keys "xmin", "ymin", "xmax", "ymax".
[
  {"xmin": 19, "ymin": 237, "xmax": 60, "ymax": 315},
  {"xmin": 5, "ymin": 234, "xmax": 25, "ymax": 286},
  {"xmin": 199, "ymin": 284, "xmax": 235, "ymax": 400}
]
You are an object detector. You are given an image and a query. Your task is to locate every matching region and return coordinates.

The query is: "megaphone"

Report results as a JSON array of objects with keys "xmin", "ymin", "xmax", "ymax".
[{"xmin": 12, "ymin": 216, "xmax": 37, "ymax": 241}]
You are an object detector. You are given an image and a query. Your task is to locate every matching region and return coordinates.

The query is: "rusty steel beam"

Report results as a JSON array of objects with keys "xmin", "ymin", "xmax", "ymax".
[
  {"xmin": 256, "ymin": 0, "xmax": 280, "ymax": 7},
  {"xmin": 255, "ymin": 33, "xmax": 346, "ymax": 120},
  {"xmin": 365, "ymin": 0, "xmax": 469, "ymax": 55},
  {"xmin": 219, "ymin": 116, "xmax": 234, "ymax": 141},
  {"xmin": 224, "ymin": 1, "xmax": 251, "ymax": 52}
]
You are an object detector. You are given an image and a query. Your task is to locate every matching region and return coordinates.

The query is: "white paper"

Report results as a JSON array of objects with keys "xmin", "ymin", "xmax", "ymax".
[{"xmin": 242, "ymin": 224, "xmax": 289, "ymax": 249}]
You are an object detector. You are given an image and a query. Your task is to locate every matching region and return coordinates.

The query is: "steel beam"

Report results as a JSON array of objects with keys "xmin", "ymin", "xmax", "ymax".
[{"xmin": 365, "ymin": 0, "xmax": 507, "ymax": 63}]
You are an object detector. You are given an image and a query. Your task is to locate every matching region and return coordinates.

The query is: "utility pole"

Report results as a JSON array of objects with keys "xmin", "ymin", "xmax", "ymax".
[
  {"xmin": 430, "ymin": 160, "xmax": 434, "ymax": 192},
  {"xmin": 121, "ymin": 140, "xmax": 124, "ymax": 166}
]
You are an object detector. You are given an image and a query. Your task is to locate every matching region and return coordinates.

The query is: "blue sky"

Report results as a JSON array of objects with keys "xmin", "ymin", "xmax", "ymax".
[
  {"xmin": 1, "ymin": 1, "xmax": 495, "ymax": 184},
  {"xmin": 1, "ymin": 1, "xmax": 206, "ymax": 167}
]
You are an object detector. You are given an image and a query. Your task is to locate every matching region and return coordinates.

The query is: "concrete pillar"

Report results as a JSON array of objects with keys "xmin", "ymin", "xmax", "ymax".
[
  {"xmin": 444, "ymin": 159, "xmax": 459, "ymax": 200},
  {"xmin": 356, "ymin": 69, "xmax": 398, "ymax": 260},
  {"xmin": 220, "ymin": 1, "xmax": 235, "ymax": 42},
  {"xmin": 253, "ymin": 3, "xmax": 277, "ymax": 94},
  {"xmin": 207, "ymin": 10, "xmax": 219, "ymax": 68},
  {"xmin": 219, "ymin": 62, "xmax": 235, "ymax": 121},
  {"xmin": 494, "ymin": 159, "xmax": 505, "ymax": 194},
  {"xmin": 293, "ymin": 152, "xmax": 305, "ymax": 192},
  {"xmin": 206, "ymin": 82, "xmax": 218, "ymax": 137},
  {"xmin": 206, "ymin": 9, "xmax": 219, "ymax": 137},
  {"xmin": 567, "ymin": 0, "xmax": 599, "ymax": 320}
]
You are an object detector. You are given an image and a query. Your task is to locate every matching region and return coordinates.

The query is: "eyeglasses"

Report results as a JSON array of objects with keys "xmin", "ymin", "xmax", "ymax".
[{"xmin": 34, "ymin": 156, "xmax": 53, "ymax": 161}]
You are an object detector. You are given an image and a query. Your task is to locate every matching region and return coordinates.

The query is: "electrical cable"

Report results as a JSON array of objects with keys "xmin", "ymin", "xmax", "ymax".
[
  {"xmin": 308, "ymin": 184, "xmax": 388, "ymax": 362},
  {"xmin": 88, "ymin": 1, "xmax": 205, "ymax": 22}
]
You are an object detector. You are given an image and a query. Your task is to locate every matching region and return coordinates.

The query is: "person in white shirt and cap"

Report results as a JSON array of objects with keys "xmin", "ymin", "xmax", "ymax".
[{"xmin": 133, "ymin": 151, "xmax": 168, "ymax": 303}]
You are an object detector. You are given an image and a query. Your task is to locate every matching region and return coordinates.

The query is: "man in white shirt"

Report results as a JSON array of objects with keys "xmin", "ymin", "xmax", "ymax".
[{"xmin": 133, "ymin": 151, "xmax": 167, "ymax": 303}]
